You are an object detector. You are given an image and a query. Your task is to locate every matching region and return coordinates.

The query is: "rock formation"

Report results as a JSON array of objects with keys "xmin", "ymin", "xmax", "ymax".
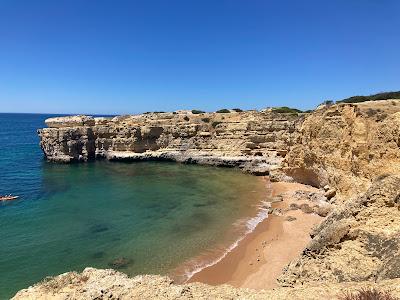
[
  {"xmin": 284, "ymin": 100, "xmax": 400, "ymax": 198},
  {"xmin": 12, "ymin": 267, "xmax": 400, "ymax": 300},
  {"xmin": 38, "ymin": 110, "xmax": 302, "ymax": 175},
  {"xmin": 38, "ymin": 101, "xmax": 400, "ymax": 194},
  {"xmin": 278, "ymin": 174, "xmax": 400, "ymax": 286},
  {"xmin": 16, "ymin": 99, "xmax": 400, "ymax": 299}
]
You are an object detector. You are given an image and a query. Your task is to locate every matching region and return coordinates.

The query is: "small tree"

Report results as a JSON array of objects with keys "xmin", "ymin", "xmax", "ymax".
[
  {"xmin": 216, "ymin": 109, "xmax": 230, "ymax": 113},
  {"xmin": 323, "ymin": 100, "xmax": 334, "ymax": 106},
  {"xmin": 191, "ymin": 109, "xmax": 205, "ymax": 114}
]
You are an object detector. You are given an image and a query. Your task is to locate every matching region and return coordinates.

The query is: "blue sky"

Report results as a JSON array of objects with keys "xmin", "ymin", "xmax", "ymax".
[{"xmin": 0, "ymin": 0, "xmax": 399, "ymax": 114}]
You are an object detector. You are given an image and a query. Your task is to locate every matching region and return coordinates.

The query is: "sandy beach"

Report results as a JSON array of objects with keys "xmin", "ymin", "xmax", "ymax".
[{"xmin": 188, "ymin": 179, "xmax": 323, "ymax": 289}]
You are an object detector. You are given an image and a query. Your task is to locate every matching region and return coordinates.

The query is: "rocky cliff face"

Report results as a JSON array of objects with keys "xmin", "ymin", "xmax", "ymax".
[
  {"xmin": 38, "ymin": 110, "xmax": 302, "ymax": 174},
  {"xmin": 284, "ymin": 100, "xmax": 400, "ymax": 197},
  {"xmin": 278, "ymin": 174, "xmax": 400, "ymax": 286},
  {"xmin": 38, "ymin": 101, "xmax": 400, "ymax": 192}
]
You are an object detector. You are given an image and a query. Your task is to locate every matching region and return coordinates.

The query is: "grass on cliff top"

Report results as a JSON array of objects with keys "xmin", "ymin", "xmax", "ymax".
[
  {"xmin": 271, "ymin": 106, "xmax": 303, "ymax": 114},
  {"xmin": 337, "ymin": 91, "xmax": 400, "ymax": 104}
]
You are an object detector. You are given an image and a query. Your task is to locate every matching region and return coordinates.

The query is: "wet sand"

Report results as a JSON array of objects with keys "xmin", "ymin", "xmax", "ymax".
[{"xmin": 188, "ymin": 179, "xmax": 323, "ymax": 289}]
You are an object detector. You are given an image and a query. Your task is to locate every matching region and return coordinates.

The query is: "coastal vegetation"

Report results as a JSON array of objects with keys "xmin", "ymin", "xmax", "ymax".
[
  {"xmin": 271, "ymin": 106, "xmax": 302, "ymax": 114},
  {"xmin": 337, "ymin": 91, "xmax": 400, "ymax": 104},
  {"xmin": 191, "ymin": 109, "xmax": 205, "ymax": 114},
  {"xmin": 216, "ymin": 109, "xmax": 231, "ymax": 113}
]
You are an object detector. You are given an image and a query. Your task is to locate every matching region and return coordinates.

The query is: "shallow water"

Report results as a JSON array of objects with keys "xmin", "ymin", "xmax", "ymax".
[{"xmin": 0, "ymin": 113, "xmax": 266, "ymax": 298}]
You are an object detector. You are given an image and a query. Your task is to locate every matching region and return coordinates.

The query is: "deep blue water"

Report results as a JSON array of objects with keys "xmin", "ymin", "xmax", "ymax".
[{"xmin": 0, "ymin": 113, "xmax": 265, "ymax": 299}]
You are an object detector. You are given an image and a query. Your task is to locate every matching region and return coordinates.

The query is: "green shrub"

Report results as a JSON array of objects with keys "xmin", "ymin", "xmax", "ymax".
[
  {"xmin": 232, "ymin": 108, "xmax": 243, "ymax": 112},
  {"xmin": 201, "ymin": 117, "xmax": 210, "ymax": 123},
  {"xmin": 337, "ymin": 96, "xmax": 369, "ymax": 103},
  {"xmin": 338, "ymin": 91, "xmax": 400, "ymax": 104},
  {"xmin": 272, "ymin": 106, "xmax": 302, "ymax": 114},
  {"xmin": 191, "ymin": 109, "xmax": 205, "ymax": 114},
  {"xmin": 216, "ymin": 109, "xmax": 230, "ymax": 113},
  {"xmin": 322, "ymin": 100, "xmax": 334, "ymax": 106},
  {"xmin": 183, "ymin": 116, "xmax": 190, "ymax": 121},
  {"xmin": 211, "ymin": 121, "xmax": 222, "ymax": 128}
]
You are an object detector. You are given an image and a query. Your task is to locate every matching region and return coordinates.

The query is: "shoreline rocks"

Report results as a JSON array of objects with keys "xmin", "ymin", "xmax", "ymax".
[
  {"xmin": 278, "ymin": 175, "xmax": 400, "ymax": 287},
  {"xmin": 12, "ymin": 267, "xmax": 400, "ymax": 300}
]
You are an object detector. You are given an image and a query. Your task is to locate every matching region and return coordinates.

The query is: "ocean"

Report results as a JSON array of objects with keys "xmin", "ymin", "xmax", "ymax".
[{"xmin": 0, "ymin": 113, "xmax": 266, "ymax": 299}]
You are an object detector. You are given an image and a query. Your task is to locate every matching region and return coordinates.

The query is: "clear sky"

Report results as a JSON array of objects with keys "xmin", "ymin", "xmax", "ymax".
[{"xmin": 0, "ymin": 0, "xmax": 399, "ymax": 114}]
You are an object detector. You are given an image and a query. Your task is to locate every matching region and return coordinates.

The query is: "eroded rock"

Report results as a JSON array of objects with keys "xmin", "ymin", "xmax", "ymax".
[
  {"xmin": 38, "ymin": 111, "xmax": 302, "ymax": 172},
  {"xmin": 278, "ymin": 175, "xmax": 400, "ymax": 286},
  {"xmin": 12, "ymin": 268, "xmax": 400, "ymax": 300}
]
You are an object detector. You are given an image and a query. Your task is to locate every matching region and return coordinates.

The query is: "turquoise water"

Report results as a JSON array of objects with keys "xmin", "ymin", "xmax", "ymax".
[{"xmin": 0, "ymin": 113, "xmax": 266, "ymax": 299}]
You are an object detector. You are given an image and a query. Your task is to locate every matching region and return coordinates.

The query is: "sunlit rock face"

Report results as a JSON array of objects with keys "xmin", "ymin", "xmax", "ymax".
[
  {"xmin": 38, "ymin": 110, "xmax": 302, "ymax": 174},
  {"xmin": 283, "ymin": 100, "xmax": 400, "ymax": 197},
  {"xmin": 38, "ymin": 100, "xmax": 400, "ymax": 186}
]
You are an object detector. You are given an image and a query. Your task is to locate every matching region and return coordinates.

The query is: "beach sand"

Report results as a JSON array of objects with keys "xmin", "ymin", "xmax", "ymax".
[{"xmin": 188, "ymin": 179, "xmax": 323, "ymax": 289}]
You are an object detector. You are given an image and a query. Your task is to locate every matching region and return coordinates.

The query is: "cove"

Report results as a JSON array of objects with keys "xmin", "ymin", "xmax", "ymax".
[{"xmin": 0, "ymin": 114, "xmax": 266, "ymax": 299}]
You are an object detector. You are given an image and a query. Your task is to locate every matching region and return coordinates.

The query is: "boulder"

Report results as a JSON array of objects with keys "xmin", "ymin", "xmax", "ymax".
[{"xmin": 324, "ymin": 189, "xmax": 336, "ymax": 200}]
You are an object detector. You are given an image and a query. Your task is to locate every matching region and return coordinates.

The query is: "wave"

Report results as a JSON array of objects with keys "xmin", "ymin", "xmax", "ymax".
[{"xmin": 171, "ymin": 200, "xmax": 270, "ymax": 283}]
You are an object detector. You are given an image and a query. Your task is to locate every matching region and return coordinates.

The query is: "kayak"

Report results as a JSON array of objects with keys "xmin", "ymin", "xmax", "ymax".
[{"xmin": 0, "ymin": 195, "xmax": 19, "ymax": 201}]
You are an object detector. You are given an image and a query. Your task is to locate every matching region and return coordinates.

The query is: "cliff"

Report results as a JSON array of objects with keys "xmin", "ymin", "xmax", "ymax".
[
  {"xmin": 38, "ymin": 101, "xmax": 400, "ymax": 190},
  {"xmin": 278, "ymin": 174, "xmax": 400, "ymax": 286},
  {"xmin": 18, "ymin": 100, "xmax": 400, "ymax": 299},
  {"xmin": 38, "ymin": 110, "xmax": 302, "ymax": 175},
  {"xmin": 284, "ymin": 100, "xmax": 400, "ymax": 198}
]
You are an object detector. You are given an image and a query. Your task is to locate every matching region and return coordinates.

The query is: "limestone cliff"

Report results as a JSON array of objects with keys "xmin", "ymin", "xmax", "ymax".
[
  {"xmin": 284, "ymin": 100, "xmax": 400, "ymax": 197},
  {"xmin": 38, "ymin": 110, "xmax": 302, "ymax": 174},
  {"xmin": 38, "ymin": 101, "xmax": 400, "ymax": 192},
  {"xmin": 275, "ymin": 100, "xmax": 400, "ymax": 288}
]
